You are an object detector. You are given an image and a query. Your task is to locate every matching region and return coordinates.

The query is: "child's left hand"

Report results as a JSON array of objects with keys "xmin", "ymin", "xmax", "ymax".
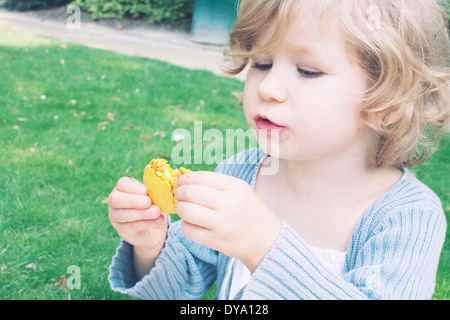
[{"xmin": 174, "ymin": 171, "xmax": 282, "ymax": 272}]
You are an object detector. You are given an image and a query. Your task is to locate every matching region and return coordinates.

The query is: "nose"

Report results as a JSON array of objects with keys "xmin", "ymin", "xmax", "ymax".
[{"xmin": 257, "ymin": 66, "xmax": 288, "ymax": 103}]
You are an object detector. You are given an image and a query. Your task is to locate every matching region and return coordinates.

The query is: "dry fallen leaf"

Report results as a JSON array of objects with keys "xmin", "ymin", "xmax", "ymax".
[
  {"xmin": 70, "ymin": 110, "xmax": 79, "ymax": 118},
  {"xmin": 30, "ymin": 141, "xmax": 38, "ymax": 152},
  {"xmin": 97, "ymin": 121, "xmax": 109, "ymax": 131},
  {"xmin": 107, "ymin": 112, "xmax": 116, "ymax": 121},
  {"xmin": 167, "ymin": 104, "xmax": 184, "ymax": 110},
  {"xmin": 140, "ymin": 134, "xmax": 152, "ymax": 140},
  {"xmin": 25, "ymin": 263, "xmax": 36, "ymax": 271},
  {"xmin": 231, "ymin": 91, "xmax": 243, "ymax": 99},
  {"xmin": 54, "ymin": 275, "xmax": 67, "ymax": 287},
  {"xmin": 153, "ymin": 131, "xmax": 166, "ymax": 138},
  {"xmin": 231, "ymin": 91, "xmax": 243, "ymax": 106},
  {"xmin": 111, "ymin": 97, "xmax": 121, "ymax": 101}
]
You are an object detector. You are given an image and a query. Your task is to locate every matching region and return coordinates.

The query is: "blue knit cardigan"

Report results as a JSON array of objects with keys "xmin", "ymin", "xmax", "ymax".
[{"xmin": 108, "ymin": 148, "xmax": 446, "ymax": 299}]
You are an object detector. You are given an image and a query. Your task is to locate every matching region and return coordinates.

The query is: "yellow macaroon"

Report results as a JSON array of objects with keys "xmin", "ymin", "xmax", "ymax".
[{"xmin": 143, "ymin": 159, "xmax": 190, "ymax": 213}]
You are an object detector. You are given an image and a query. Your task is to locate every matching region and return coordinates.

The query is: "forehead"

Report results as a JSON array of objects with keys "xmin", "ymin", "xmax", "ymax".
[{"xmin": 252, "ymin": 2, "xmax": 346, "ymax": 57}]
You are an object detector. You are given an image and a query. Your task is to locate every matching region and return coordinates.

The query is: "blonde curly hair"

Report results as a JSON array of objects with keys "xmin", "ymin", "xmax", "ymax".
[{"xmin": 225, "ymin": 0, "xmax": 450, "ymax": 168}]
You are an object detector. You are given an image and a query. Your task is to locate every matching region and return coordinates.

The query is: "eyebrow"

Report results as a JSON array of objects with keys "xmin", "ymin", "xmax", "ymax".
[
  {"xmin": 251, "ymin": 40, "xmax": 317, "ymax": 57},
  {"xmin": 285, "ymin": 40, "xmax": 317, "ymax": 55}
]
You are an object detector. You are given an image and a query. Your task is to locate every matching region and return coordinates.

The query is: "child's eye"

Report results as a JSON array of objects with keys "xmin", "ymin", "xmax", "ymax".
[
  {"xmin": 297, "ymin": 67, "xmax": 324, "ymax": 78},
  {"xmin": 252, "ymin": 62, "xmax": 272, "ymax": 71}
]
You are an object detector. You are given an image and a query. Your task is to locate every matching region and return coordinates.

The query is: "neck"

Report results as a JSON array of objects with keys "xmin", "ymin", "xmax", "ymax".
[{"xmin": 280, "ymin": 153, "xmax": 377, "ymax": 202}]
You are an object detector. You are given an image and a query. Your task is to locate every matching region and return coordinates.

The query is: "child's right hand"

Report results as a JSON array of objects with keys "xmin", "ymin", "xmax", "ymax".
[{"xmin": 108, "ymin": 177, "xmax": 168, "ymax": 251}]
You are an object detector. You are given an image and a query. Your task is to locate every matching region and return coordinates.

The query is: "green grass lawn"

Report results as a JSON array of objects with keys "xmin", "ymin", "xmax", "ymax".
[{"xmin": 0, "ymin": 28, "xmax": 448, "ymax": 300}]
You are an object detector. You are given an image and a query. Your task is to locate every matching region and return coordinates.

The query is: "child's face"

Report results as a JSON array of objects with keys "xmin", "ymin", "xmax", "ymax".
[{"xmin": 243, "ymin": 8, "xmax": 373, "ymax": 164}]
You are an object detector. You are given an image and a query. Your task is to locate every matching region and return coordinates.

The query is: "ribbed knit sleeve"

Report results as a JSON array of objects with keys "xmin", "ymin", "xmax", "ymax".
[
  {"xmin": 107, "ymin": 150, "xmax": 262, "ymax": 300},
  {"xmin": 108, "ymin": 220, "xmax": 219, "ymax": 299},
  {"xmin": 237, "ymin": 176, "xmax": 446, "ymax": 300}
]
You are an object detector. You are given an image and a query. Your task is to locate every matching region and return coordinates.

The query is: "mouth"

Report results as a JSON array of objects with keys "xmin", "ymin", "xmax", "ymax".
[{"xmin": 254, "ymin": 115, "xmax": 286, "ymax": 131}]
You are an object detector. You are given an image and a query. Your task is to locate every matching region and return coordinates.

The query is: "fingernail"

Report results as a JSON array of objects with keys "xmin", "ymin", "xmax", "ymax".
[
  {"xmin": 140, "ymin": 197, "xmax": 150, "ymax": 208},
  {"xmin": 148, "ymin": 206, "xmax": 159, "ymax": 218},
  {"xmin": 175, "ymin": 175, "xmax": 184, "ymax": 188},
  {"xmin": 140, "ymin": 186, "xmax": 148, "ymax": 195}
]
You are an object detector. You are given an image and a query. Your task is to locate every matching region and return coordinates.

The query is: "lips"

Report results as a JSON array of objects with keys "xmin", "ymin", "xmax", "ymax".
[{"xmin": 254, "ymin": 115, "xmax": 285, "ymax": 131}]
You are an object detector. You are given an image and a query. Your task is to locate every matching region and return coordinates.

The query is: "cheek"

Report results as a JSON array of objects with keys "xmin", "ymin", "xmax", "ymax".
[
  {"xmin": 242, "ymin": 72, "xmax": 257, "ymax": 102},
  {"xmin": 242, "ymin": 81, "xmax": 258, "ymax": 126},
  {"xmin": 288, "ymin": 88, "xmax": 364, "ymax": 139}
]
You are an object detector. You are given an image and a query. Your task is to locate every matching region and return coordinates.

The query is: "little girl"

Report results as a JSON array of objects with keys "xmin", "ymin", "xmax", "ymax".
[{"xmin": 108, "ymin": 0, "xmax": 449, "ymax": 299}]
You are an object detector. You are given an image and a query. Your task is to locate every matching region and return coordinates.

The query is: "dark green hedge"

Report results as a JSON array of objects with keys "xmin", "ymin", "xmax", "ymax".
[
  {"xmin": 70, "ymin": 0, "xmax": 194, "ymax": 24},
  {"xmin": 4, "ymin": 0, "xmax": 194, "ymax": 25},
  {"xmin": 4, "ymin": 0, "xmax": 72, "ymax": 11}
]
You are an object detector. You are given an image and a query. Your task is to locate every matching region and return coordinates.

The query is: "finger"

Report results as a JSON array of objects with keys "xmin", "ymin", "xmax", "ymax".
[
  {"xmin": 174, "ymin": 184, "xmax": 222, "ymax": 210},
  {"xmin": 116, "ymin": 176, "xmax": 148, "ymax": 195},
  {"xmin": 122, "ymin": 215, "xmax": 166, "ymax": 233},
  {"xmin": 109, "ymin": 189, "xmax": 152, "ymax": 209},
  {"xmin": 176, "ymin": 201, "xmax": 216, "ymax": 229},
  {"xmin": 110, "ymin": 205, "xmax": 162, "ymax": 224},
  {"xmin": 175, "ymin": 171, "xmax": 235, "ymax": 190},
  {"xmin": 180, "ymin": 219, "xmax": 211, "ymax": 244}
]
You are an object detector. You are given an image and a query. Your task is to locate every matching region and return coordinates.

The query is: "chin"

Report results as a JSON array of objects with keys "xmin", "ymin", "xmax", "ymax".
[{"xmin": 255, "ymin": 128, "xmax": 291, "ymax": 158}]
